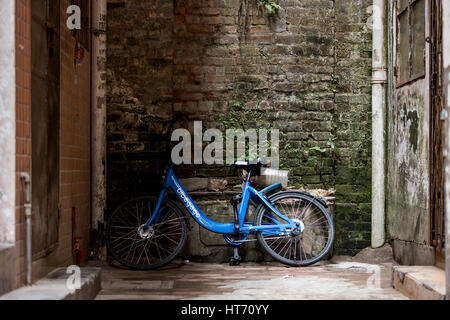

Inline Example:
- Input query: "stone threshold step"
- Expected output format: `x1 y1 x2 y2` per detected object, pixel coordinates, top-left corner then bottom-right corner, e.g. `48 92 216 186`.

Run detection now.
392 265 446 300
0 267 101 300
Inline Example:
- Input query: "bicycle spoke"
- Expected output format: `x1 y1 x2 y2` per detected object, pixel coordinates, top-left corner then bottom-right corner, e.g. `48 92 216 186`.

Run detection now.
299 200 314 220
298 237 307 260
136 239 149 265
114 210 136 228
287 238 293 260
109 229 136 239
124 236 142 261
110 232 140 250
293 236 297 260
306 215 327 227
142 239 151 264
154 232 182 245
151 237 173 257
294 199 303 218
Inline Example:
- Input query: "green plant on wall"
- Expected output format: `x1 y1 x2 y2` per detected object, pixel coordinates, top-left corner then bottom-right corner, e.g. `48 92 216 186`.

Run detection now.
258 45 270 63
218 101 275 162
258 0 280 16
308 145 327 188
331 73 339 93
306 137 338 189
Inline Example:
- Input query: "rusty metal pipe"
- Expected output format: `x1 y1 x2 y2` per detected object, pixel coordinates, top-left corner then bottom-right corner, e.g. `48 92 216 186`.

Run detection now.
20 172 32 285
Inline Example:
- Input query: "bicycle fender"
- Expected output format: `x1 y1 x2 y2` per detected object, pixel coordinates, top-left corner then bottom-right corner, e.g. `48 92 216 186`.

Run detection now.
267 191 329 208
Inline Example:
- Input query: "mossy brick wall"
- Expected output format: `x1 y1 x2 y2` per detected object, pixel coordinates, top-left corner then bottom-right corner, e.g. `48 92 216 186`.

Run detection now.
106 0 372 255
106 0 175 209
332 0 372 255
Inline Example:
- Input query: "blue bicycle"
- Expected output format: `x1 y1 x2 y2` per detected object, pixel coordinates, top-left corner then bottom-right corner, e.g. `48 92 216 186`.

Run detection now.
106 158 334 269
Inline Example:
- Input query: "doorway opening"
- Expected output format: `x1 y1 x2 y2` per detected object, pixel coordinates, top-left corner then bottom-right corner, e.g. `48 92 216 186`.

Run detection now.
429 0 445 269
31 0 61 259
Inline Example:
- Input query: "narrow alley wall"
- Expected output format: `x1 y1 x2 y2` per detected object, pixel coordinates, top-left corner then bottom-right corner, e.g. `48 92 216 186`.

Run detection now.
14 0 92 287
106 0 373 255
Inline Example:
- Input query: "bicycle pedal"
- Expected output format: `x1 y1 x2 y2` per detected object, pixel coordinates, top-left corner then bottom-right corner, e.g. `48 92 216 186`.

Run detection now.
229 258 241 266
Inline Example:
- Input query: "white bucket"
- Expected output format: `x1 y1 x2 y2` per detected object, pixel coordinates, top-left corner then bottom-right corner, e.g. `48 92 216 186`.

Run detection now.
256 168 289 188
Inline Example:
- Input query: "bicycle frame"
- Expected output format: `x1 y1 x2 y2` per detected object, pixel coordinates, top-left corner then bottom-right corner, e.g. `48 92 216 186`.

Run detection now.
144 168 299 236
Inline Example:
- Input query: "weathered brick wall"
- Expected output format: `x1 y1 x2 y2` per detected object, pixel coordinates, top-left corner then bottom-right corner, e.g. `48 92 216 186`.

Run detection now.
14 0 92 287
107 0 372 255
14 0 32 286
57 0 92 270
332 0 372 255
107 0 175 209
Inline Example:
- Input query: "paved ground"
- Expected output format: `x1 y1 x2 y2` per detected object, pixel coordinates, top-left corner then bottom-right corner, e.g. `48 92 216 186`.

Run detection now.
93 257 408 300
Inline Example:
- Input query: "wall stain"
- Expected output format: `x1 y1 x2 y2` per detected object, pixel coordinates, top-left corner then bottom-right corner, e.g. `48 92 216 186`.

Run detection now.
406 110 419 152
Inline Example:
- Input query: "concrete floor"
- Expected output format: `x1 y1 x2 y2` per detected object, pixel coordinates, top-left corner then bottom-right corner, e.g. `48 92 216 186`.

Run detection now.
93 257 408 300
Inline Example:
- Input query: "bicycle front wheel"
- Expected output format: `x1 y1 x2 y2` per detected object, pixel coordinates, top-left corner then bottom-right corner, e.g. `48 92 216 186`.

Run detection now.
254 191 334 267
106 196 188 270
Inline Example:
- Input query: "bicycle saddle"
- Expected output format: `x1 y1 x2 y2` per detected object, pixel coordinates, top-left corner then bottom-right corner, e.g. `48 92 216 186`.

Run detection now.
233 157 268 175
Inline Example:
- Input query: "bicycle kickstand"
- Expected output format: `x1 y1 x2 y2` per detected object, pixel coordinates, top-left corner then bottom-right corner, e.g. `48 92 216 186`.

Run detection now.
229 195 242 266
229 247 242 266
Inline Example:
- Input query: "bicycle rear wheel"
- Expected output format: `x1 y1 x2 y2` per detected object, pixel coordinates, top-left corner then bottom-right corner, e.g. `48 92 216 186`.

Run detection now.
254 191 334 267
106 196 188 270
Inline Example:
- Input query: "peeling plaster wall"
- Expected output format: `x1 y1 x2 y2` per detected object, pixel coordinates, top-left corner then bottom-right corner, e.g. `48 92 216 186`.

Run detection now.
0 0 16 245
386 1 433 265
387 84 430 241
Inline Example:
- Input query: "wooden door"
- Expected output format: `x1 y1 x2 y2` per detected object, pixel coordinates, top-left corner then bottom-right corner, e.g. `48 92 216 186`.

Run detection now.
429 0 445 269
31 0 61 259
